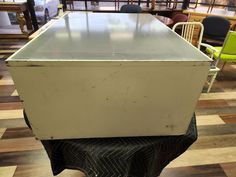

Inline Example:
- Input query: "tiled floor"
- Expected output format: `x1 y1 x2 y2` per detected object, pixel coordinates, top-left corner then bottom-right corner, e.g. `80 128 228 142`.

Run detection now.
0 39 28 61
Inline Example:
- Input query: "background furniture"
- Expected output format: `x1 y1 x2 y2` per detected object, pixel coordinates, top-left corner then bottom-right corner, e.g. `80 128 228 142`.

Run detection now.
172 21 203 49
0 1 33 38
187 0 198 9
66 0 75 10
171 13 188 27
201 41 221 93
201 30 236 93
156 15 174 27
166 0 178 9
172 22 220 93
207 0 216 13
184 10 236 47
120 4 142 13
184 9 236 26
62 0 88 11
185 0 232 12
202 16 231 46
205 31 236 70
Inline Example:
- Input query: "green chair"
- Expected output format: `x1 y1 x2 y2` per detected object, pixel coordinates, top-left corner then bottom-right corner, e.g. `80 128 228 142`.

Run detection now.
205 30 236 69
201 31 236 92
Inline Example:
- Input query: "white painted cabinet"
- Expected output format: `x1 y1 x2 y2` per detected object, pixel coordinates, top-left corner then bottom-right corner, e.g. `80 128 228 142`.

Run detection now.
6 12 211 140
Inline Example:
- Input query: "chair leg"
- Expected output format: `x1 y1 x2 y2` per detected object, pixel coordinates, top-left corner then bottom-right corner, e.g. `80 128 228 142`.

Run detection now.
207 0 215 13
138 0 141 5
214 57 220 68
173 0 177 9
166 0 171 8
187 0 198 9
207 72 218 93
221 62 227 71
85 0 88 10
194 0 198 8
71 1 74 10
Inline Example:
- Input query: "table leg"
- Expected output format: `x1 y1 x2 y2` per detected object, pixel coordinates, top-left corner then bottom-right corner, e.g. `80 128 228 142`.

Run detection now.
27 0 38 31
151 0 155 9
85 0 88 10
173 0 177 9
23 10 33 30
187 0 199 9
16 12 27 34
166 0 170 8
146 0 150 7
62 0 67 11
194 0 199 8
210 0 215 12
115 0 120 10
182 0 190 9
207 0 215 13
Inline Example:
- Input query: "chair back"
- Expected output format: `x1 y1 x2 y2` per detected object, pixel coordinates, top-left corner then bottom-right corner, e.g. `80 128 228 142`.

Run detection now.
172 14 188 25
120 4 142 13
202 16 230 41
221 31 236 55
172 22 204 49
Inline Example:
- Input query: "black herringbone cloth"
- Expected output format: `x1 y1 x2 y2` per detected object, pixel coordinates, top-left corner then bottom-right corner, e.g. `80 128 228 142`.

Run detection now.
40 115 197 177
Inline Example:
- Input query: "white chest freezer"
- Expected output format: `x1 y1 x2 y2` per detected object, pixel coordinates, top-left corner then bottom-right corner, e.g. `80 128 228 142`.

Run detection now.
6 12 211 140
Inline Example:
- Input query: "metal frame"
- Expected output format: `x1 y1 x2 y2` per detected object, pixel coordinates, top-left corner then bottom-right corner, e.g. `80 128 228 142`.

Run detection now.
199 34 236 93
172 21 204 49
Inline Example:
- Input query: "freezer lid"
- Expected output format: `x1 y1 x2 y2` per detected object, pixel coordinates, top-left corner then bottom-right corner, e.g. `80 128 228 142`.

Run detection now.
7 12 211 62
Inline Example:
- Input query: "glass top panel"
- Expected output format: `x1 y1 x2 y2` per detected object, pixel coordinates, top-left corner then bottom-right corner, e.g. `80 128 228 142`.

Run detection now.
9 12 210 61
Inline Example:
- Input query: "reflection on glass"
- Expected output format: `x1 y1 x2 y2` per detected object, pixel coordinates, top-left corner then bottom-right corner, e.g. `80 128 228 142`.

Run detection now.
8 12 210 61
110 32 134 41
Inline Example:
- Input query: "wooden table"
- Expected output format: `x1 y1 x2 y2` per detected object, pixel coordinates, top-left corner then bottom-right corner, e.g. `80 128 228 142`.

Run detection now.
0 2 34 38
156 15 174 27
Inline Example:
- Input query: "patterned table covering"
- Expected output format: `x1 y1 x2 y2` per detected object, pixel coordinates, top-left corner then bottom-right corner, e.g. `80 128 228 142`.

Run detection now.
39 114 197 177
